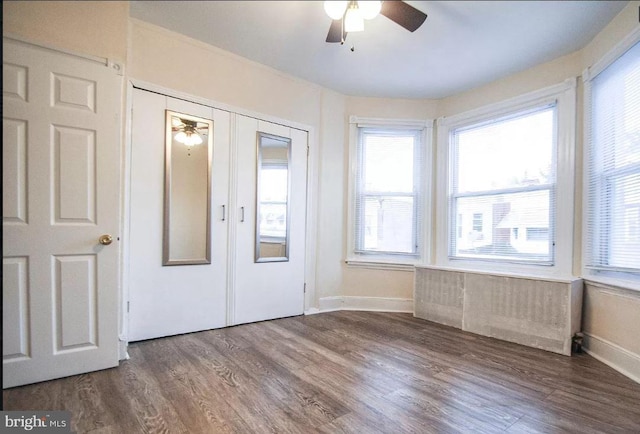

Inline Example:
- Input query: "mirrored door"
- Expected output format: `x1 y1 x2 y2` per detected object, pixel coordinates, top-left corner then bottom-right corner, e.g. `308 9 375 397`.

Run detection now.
233 116 307 325
255 132 291 262
128 90 230 341
164 110 213 265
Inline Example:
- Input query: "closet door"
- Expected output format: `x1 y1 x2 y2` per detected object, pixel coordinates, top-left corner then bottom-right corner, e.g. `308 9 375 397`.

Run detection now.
233 116 307 325
128 89 230 341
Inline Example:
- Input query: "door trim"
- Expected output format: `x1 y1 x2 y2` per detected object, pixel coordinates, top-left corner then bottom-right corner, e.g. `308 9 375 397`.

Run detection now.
123 79 319 345
3 33 125 79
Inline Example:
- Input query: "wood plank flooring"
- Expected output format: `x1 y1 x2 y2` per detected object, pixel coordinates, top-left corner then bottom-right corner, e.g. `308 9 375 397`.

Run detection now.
4 311 640 433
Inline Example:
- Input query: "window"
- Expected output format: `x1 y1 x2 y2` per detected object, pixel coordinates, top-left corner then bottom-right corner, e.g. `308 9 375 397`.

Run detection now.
450 105 556 264
585 39 640 278
258 165 287 239
348 117 432 265
356 129 420 254
472 213 484 232
436 79 576 274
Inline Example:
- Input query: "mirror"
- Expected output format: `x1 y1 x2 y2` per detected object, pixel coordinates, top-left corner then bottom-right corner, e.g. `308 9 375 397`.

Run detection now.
255 132 291 262
163 110 212 265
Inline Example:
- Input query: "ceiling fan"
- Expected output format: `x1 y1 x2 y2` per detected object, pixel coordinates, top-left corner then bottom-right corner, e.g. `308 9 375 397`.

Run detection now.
171 117 208 146
324 1 427 44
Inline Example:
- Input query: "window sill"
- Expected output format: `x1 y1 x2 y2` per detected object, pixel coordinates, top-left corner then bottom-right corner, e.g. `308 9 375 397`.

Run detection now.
582 275 640 295
417 264 579 284
345 259 416 271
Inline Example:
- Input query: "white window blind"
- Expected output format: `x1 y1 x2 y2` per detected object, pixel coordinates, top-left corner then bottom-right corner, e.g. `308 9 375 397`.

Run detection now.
449 105 557 264
586 40 640 274
355 128 422 255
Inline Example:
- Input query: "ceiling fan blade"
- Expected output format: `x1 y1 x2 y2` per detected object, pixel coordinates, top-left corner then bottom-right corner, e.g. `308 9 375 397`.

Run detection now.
380 1 427 32
326 19 347 43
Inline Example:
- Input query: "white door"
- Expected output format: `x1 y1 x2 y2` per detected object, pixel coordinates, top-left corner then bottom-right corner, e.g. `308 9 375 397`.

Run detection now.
2 38 122 388
233 116 307 325
128 89 230 341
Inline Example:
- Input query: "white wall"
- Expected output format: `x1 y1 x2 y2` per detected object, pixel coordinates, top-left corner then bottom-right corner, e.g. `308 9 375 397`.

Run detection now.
2 1 128 62
315 89 346 306
129 19 323 129
583 283 640 382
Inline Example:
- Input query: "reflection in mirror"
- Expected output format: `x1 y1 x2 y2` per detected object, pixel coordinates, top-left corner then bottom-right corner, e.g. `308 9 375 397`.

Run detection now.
256 132 291 262
163 110 212 265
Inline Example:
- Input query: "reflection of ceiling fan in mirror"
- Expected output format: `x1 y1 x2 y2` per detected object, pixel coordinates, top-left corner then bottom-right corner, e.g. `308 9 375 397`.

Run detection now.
324 1 427 44
171 117 208 146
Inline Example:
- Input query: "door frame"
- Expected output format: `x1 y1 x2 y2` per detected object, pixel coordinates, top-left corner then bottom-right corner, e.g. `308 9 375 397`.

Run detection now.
122 79 319 349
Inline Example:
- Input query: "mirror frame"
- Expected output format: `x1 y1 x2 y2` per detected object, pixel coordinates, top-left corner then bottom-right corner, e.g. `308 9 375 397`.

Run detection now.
163 110 213 266
255 131 292 263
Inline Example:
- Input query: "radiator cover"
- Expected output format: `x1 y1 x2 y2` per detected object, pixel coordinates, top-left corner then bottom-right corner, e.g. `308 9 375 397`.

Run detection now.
414 266 583 355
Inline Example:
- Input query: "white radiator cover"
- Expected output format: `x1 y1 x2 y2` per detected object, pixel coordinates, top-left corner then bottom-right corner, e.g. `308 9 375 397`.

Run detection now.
414 266 583 355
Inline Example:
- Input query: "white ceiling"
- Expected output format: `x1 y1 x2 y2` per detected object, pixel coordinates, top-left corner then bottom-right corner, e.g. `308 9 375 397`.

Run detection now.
130 1 627 99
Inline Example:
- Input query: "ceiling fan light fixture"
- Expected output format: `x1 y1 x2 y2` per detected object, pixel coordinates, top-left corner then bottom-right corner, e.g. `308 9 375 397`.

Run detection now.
174 131 187 143
175 131 203 147
174 123 203 147
357 1 381 20
324 1 348 20
185 133 203 146
344 4 364 32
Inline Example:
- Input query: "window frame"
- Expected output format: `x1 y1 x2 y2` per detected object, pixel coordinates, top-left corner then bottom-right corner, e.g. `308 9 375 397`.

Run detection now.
449 104 558 265
347 116 433 268
582 27 640 286
435 79 577 277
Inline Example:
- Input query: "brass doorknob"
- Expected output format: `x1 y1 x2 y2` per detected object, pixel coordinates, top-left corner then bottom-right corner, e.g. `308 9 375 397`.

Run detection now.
98 234 113 245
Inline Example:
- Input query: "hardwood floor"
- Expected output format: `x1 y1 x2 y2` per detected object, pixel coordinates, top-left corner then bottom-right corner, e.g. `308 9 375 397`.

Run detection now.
4 311 640 433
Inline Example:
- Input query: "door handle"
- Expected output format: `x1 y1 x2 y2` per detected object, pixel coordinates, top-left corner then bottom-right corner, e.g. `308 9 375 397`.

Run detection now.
98 234 113 245
240 206 245 223
222 205 226 222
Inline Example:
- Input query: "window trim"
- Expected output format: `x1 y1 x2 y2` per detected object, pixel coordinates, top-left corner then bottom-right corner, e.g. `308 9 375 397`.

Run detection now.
347 116 433 266
449 104 558 266
582 26 640 286
435 78 577 277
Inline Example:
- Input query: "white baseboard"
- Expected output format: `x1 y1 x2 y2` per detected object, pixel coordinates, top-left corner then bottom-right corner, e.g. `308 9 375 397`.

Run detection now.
583 332 640 384
318 296 344 312
317 296 413 313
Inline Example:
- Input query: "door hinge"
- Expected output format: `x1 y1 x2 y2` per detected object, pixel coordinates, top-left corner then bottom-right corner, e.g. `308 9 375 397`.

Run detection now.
127 301 130 313
307 145 310 156
304 283 306 293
